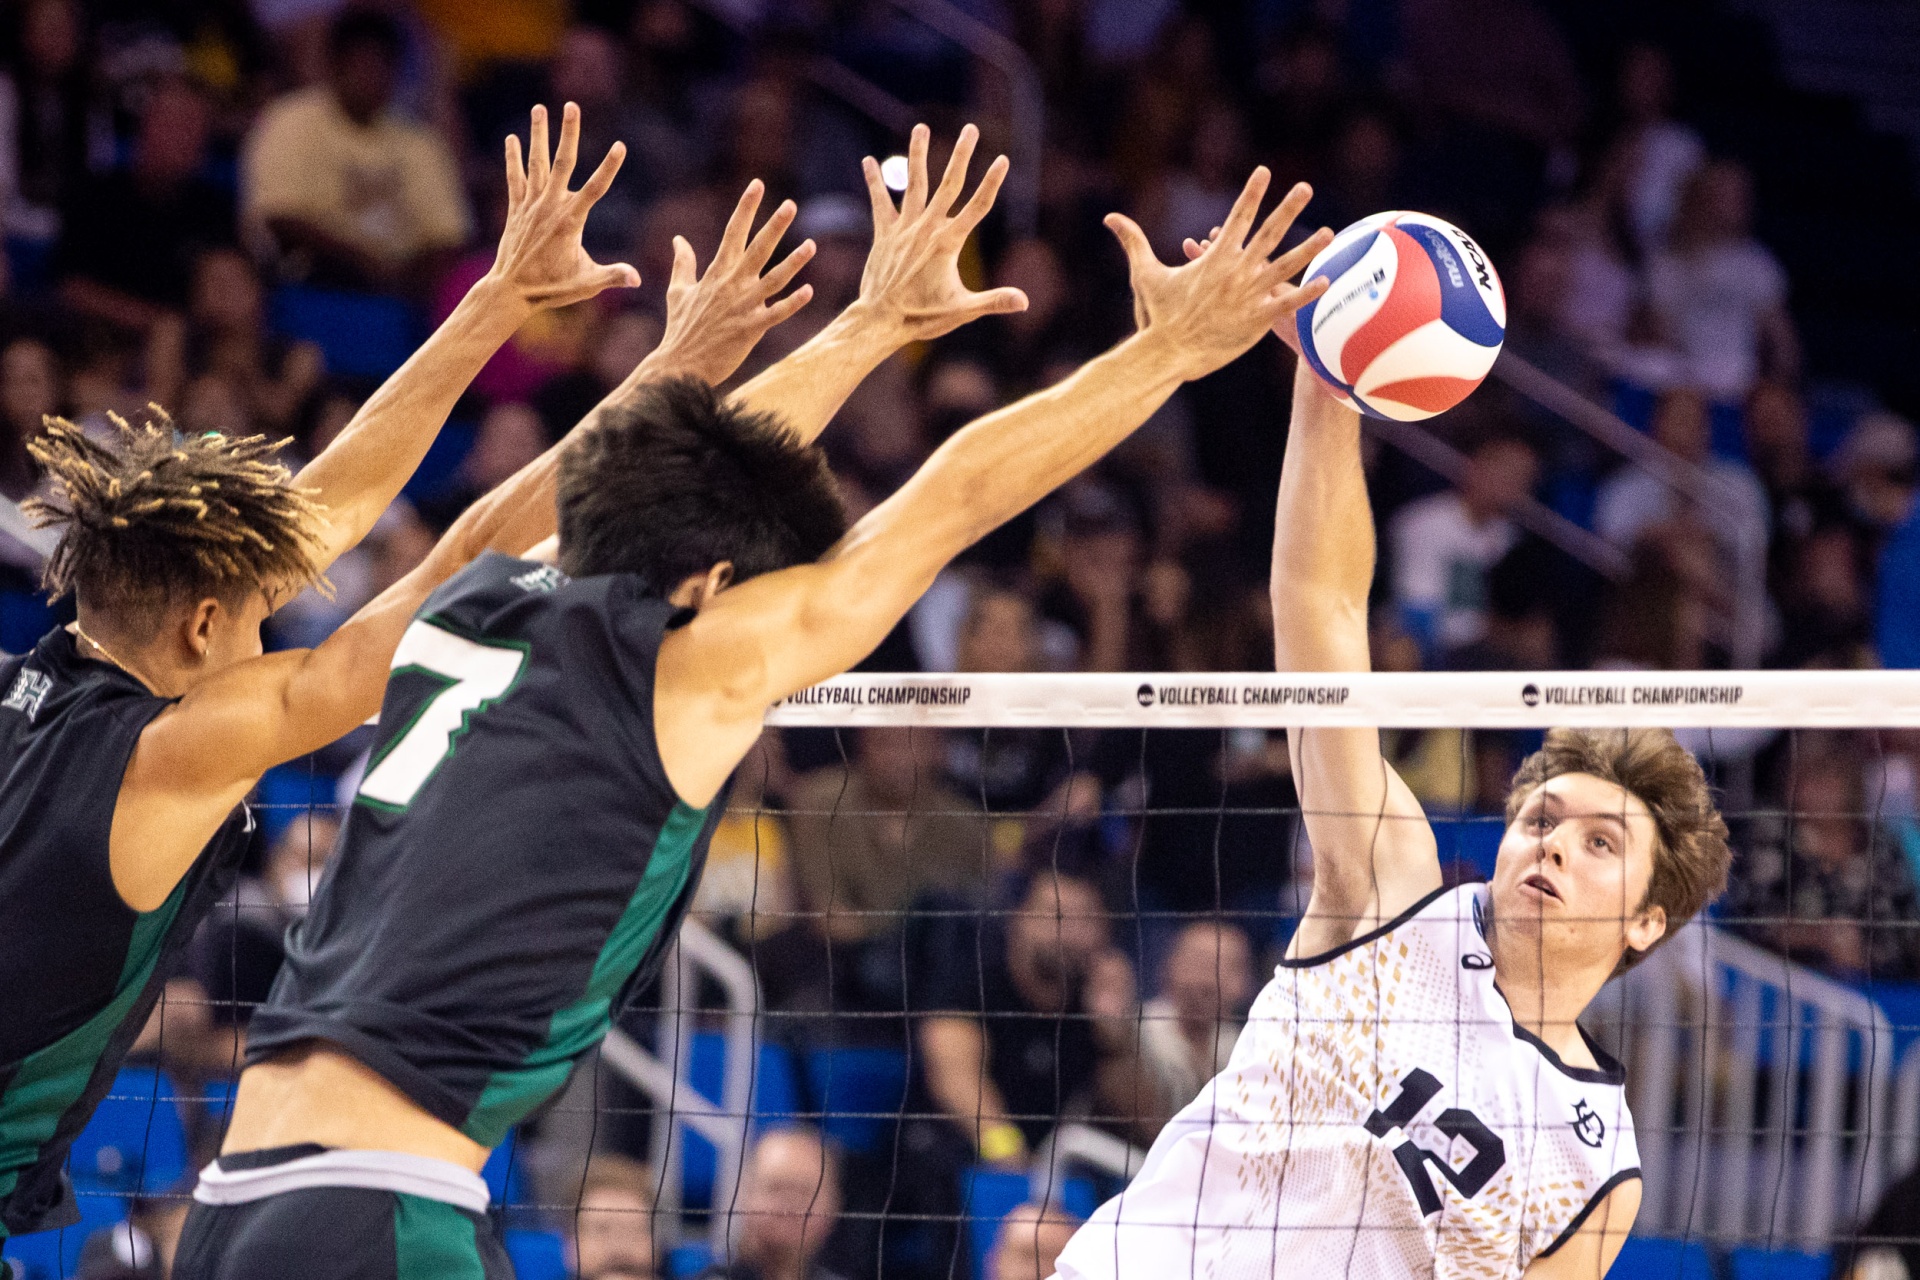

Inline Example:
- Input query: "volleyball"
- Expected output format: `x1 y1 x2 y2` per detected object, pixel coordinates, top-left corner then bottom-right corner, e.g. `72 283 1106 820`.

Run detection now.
1294 211 1506 421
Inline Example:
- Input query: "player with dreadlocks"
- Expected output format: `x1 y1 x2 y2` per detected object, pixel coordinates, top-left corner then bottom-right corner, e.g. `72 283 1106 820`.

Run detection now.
0 102 816 1246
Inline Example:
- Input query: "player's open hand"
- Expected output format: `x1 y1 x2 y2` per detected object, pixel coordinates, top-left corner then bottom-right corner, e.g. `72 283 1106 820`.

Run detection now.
487 103 641 313
1105 170 1332 381
651 181 816 386
854 123 1028 342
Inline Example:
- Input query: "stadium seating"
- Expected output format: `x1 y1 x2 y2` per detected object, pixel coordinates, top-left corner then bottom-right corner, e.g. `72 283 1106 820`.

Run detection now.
1609 1236 1718 1278
268 286 420 381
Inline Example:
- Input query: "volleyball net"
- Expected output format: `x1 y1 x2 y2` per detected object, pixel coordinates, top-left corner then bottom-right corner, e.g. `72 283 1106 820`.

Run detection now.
18 670 1920 1280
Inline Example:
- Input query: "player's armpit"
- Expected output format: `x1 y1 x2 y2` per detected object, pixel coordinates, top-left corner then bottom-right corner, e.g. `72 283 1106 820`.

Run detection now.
1285 726 1442 957
1523 1177 1640 1279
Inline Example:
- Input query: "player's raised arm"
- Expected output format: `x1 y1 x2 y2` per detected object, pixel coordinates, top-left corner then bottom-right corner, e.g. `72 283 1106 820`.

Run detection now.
293 102 638 571
107 195 811 912
653 171 1332 806
1273 352 1442 956
726 122 1029 443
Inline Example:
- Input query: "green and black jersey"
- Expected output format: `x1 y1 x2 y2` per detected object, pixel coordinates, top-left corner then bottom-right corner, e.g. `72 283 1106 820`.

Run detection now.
247 553 728 1147
0 630 251 1239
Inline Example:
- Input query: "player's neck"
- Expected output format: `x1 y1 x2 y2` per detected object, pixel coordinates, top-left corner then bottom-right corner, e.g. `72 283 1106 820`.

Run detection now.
68 614 188 698
1489 938 1607 1068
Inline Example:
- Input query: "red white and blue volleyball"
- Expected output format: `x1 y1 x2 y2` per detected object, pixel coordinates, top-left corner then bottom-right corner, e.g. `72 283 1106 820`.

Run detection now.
1294 211 1506 421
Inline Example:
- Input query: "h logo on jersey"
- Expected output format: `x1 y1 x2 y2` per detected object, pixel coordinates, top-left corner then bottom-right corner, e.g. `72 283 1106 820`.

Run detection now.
1571 1099 1605 1149
3 667 51 721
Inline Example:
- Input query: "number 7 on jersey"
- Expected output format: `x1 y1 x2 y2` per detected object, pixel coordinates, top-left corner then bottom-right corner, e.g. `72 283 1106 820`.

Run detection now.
358 621 528 810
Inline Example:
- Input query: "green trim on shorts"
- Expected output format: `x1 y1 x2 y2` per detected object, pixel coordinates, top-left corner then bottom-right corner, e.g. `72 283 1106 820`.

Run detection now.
392 1193 485 1280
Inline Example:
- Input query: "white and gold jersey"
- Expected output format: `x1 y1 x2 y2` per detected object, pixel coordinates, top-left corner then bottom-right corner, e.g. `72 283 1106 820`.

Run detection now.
1055 885 1639 1280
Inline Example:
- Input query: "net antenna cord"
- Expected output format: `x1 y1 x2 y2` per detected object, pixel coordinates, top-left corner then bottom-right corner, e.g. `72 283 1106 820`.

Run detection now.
764 670 1920 729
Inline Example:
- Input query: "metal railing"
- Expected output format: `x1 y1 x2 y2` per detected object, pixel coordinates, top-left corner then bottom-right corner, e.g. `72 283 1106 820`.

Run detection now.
601 917 760 1255
1588 923 1902 1249
1492 352 1769 665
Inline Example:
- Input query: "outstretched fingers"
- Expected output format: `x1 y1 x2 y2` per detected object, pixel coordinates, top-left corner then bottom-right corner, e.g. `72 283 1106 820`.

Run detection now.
504 133 526 207
575 139 627 209
550 101 582 191
744 199 799 272
1217 167 1273 251
928 123 979 219
862 157 897 230
1248 181 1314 261
526 105 550 196
763 282 815 328
760 238 816 298
670 235 699 292
1103 212 1159 272
953 154 1010 235
901 123 931 217
718 181 767 262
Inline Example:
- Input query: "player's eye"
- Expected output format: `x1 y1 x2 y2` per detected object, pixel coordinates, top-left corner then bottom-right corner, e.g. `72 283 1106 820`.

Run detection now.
1530 814 1553 832
1589 832 1615 854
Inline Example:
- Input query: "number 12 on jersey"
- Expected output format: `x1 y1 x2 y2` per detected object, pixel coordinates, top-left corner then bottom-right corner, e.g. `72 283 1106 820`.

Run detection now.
358 621 528 810
1365 1068 1507 1217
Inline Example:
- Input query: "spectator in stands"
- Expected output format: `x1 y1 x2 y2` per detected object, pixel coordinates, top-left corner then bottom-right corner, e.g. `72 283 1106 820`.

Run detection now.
1138 921 1254 1112
1726 740 1920 981
704 1128 847 1280
242 10 469 292
1600 43 1706 255
945 583 1089 817
0 335 58 502
1837 1159 1920 1279
1775 524 1874 669
566 1153 660 1280
546 25 652 260
1832 411 1919 545
1046 477 1150 672
919 871 1161 1170
987 1202 1081 1280
784 726 983 943
1309 104 1407 236
1745 380 1847 584
1388 432 1538 659
0 0 106 255
147 248 324 435
1644 160 1799 402
1138 98 1250 259
58 77 233 334
1593 388 1769 605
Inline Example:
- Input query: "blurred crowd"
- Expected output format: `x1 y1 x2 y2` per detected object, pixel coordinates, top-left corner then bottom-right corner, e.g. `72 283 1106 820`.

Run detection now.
5 0 1919 1277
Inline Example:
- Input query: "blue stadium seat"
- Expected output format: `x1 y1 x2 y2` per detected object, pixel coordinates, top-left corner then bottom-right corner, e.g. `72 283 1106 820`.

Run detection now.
4 1183 137 1278
482 1132 536 1210
1729 1248 1831 1280
800 1047 909 1155
960 1168 1033 1280
504 1227 569 1280
268 285 420 380
666 1241 714 1277
1609 1236 1718 1279
401 420 476 506
67 1066 188 1196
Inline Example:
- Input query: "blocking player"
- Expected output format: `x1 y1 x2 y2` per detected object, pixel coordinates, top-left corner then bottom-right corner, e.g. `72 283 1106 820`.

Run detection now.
1051 343 1734 1277
0 104 813 1244
173 138 1335 1279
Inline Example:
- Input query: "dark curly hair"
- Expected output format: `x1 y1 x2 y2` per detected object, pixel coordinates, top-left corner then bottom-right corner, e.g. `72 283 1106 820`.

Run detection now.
556 378 847 586
1506 727 1732 975
25 408 328 622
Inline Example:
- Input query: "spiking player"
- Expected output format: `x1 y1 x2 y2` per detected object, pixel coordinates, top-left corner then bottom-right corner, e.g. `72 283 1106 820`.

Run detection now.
0 103 814 1247
173 131 1335 1279
1052 317 1734 1278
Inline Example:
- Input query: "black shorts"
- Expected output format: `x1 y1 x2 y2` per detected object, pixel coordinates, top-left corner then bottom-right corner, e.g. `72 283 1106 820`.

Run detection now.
176 1161 511 1280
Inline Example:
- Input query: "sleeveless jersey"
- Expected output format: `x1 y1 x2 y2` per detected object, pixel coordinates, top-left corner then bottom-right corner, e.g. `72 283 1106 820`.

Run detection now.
1055 884 1640 1280
247 553 728 1148
0 629 252 1238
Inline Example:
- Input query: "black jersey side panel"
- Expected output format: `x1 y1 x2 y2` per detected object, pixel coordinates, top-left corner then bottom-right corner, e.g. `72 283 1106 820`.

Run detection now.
248 555 727 1146
0 631 251 1237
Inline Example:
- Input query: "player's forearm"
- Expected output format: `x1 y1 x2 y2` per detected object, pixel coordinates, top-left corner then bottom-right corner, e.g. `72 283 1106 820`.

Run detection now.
1272 359 1373 673
295 276 532 572
885 329 1190 558
728 300 905 444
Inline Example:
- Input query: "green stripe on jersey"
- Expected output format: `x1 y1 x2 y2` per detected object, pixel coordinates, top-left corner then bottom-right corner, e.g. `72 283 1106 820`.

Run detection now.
460 802 708 1146
0 877 192 1208
393 1193 486 1280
